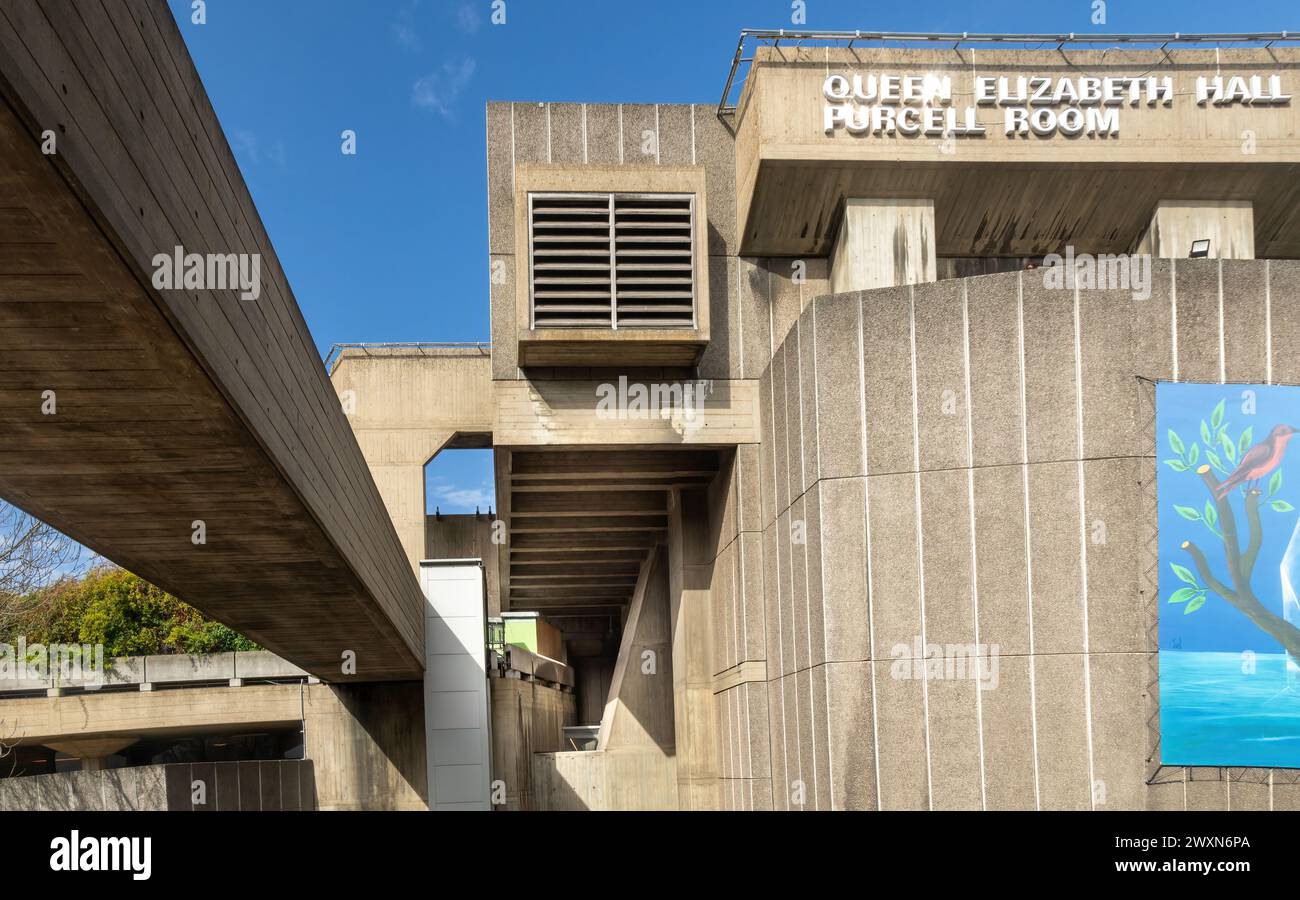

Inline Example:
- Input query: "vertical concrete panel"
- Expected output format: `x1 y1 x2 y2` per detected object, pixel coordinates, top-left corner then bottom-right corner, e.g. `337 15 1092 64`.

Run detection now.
513 102 549 166
759 365 776 528
824 661 876 810
656 104 693 165
1228 770 1271 811
692 104 736 257
746 680 772 781
547 103 584 163
1078 286 1142 460
814 293 866 479
811 666 832 810
712 541 733 675
1272 776 1300 811
1033 654 1092 810
973 465 1031 656
979 655 1037 810
796 667 816 809
866 472 922 660
768 669 788 810
699 254 735 379
490 253 517 379
1174 259 1224 383
820 476 871 662
584 104 621 165
800 306 820 497
1087 651 1149 810
739 531 766 664
926 678 983 810
772 342 790 515
804 482 826 668
763 521 783 675
1021 273 1078 463
620 103 657 165
966 272 1024 468
485 102 514 256
1269 262 1300 384
790 494 809 674
777 508 794 677
737 443 763 535
1134 260 1176 383
1027 461 1086 656
1222 259 1269 384
785 322 806 505
862 286 915 475
770 260 803 354
783 673 802 808
912 279 967 471
872 658 930 809
739 257 773 379
918 468 974 647
1083 457 1146 654
1185 769 1229 810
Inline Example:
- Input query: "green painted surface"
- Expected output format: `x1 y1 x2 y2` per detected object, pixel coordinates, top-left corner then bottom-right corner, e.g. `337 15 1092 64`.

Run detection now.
504 619 539 654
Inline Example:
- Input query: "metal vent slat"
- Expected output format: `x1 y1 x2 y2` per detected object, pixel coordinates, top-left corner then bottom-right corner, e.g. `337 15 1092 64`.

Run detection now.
529 192 694 330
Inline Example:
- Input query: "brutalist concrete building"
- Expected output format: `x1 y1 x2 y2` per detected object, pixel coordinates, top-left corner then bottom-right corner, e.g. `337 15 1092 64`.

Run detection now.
5 18 1300 812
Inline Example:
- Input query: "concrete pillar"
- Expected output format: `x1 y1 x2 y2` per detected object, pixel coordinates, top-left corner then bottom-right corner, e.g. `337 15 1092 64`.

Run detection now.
1136 200 1255 259
830 198 936 293
43 736 138 772
667 487 721 809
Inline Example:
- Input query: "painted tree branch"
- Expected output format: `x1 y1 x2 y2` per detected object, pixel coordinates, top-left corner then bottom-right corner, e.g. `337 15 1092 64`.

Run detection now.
1183 464 1300 658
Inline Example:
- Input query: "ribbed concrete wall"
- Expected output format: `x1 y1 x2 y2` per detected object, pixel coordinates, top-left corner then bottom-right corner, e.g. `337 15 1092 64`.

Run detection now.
711 259 1300 810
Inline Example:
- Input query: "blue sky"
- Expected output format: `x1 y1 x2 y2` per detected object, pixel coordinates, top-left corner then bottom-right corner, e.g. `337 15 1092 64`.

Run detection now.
165 0 1297 512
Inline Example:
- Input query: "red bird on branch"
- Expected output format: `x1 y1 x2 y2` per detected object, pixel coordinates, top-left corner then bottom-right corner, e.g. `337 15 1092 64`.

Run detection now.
1214 424 1299 499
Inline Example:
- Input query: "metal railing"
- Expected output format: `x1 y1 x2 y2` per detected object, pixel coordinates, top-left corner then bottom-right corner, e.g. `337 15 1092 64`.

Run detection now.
324 341 491 374
719 28 1300 116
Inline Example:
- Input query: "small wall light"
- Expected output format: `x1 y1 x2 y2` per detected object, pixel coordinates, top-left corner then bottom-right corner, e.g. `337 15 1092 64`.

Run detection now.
1189 239 1211 259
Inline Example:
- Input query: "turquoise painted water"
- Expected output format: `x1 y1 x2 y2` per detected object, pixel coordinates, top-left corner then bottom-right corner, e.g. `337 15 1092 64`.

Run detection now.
1160 651 1300 768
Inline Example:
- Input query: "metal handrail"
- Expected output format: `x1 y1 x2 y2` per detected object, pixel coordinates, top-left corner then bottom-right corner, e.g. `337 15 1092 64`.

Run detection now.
324 341 491 374
718 28 1300 116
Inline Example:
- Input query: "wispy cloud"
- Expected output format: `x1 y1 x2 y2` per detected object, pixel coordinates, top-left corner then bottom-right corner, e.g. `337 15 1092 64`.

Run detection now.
391 21 421 51
455 2 482 34
412 58 476 118
230 128 286 169
429 481 493 512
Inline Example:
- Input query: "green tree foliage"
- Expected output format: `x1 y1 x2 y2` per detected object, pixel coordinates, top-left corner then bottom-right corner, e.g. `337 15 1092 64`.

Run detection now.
4 565 256 656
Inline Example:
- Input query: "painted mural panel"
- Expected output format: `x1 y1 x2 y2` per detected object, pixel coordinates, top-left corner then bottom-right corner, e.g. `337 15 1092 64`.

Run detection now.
1159 381 1300 768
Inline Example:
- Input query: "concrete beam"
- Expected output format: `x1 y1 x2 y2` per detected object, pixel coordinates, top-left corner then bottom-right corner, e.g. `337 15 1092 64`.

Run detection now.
830 199 936 293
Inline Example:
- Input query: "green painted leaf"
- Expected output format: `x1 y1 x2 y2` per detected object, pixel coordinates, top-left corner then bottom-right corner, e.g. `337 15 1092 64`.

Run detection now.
1204 501 1217 526
1220 431 1237 465
1201 420 1212 446
1168 429 1185 456
1207 451 1226 473
1270 470 1283 498
1188 444 1200 467
1163 459 1189 472
1239 427 1254 455
1170 563 1198 586
1174 505 1201 521
1185 595 1207 614
1211 399 1226 430
1168 587 1199 604
1271 500 1295 513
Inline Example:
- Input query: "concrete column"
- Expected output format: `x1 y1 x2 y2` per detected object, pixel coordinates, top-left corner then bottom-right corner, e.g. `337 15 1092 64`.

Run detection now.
829 198 936 293
1136 200 1255 259
667 487 721 809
